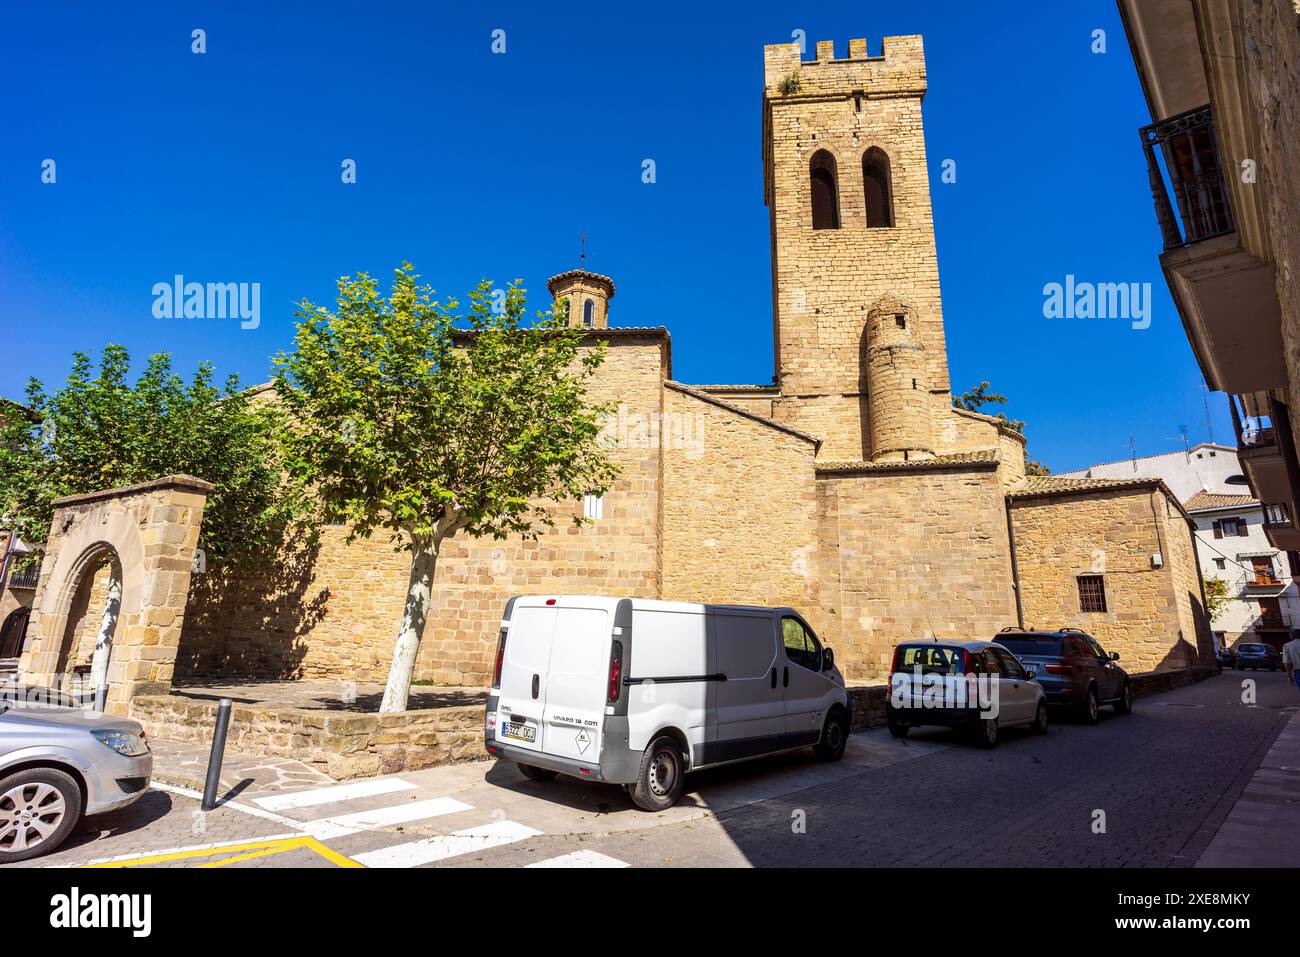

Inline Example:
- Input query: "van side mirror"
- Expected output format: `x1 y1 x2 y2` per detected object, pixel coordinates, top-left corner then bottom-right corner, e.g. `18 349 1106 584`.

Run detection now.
1109 652 1120 661
822 648 835 672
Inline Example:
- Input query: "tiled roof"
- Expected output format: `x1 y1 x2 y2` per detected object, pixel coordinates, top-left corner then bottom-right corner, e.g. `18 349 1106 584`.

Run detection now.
694 384 780 393
546 269 616 298
816 449 1000 475
951 407 1026 440
1012 476 1163 496
1008 475 1192 522
1184 491 1260 512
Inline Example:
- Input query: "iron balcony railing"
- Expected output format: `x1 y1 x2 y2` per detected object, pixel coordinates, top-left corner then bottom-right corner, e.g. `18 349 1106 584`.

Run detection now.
1141 105 1235 251
1264 502 1293 528
5 565 38 590
1228 394 1278 449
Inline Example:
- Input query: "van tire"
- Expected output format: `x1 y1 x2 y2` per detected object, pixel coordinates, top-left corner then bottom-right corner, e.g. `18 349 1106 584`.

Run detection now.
0 766 83 863
813 708 849 762
517 763 558 783
629 736 685 812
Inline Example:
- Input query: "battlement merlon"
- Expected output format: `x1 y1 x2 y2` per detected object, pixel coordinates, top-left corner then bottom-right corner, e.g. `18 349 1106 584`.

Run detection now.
762 35 926 100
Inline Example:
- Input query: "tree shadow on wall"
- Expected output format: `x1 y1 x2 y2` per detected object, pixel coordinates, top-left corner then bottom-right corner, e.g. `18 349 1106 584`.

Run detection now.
176 538 329 681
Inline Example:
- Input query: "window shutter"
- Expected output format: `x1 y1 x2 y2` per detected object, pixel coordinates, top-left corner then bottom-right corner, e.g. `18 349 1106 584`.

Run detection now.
1213 520 1223 539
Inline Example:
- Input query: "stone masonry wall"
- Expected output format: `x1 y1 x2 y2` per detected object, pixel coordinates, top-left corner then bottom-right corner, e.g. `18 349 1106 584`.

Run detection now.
1239 2 1300 457
660 385 824 631
817 461 1017 682
179 339 667 687
763 36 951 461
1009 487 1212 672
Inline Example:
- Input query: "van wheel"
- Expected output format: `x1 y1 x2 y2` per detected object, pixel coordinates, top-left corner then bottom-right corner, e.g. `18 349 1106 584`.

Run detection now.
517 763 558 783
1113 681 1134 715
0 767 83 863
887 715 909 739
813 709 849 762
629 736 685 812
1081 687 1101 725
1031 701 1049 735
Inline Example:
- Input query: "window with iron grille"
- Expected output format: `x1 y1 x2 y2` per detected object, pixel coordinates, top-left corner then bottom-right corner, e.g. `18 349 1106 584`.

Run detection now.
1077 575 1107 613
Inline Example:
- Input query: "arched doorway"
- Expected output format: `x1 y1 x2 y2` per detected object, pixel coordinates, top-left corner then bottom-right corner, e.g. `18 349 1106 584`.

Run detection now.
51 549 123 701
19 474 213 714
0 608 30 659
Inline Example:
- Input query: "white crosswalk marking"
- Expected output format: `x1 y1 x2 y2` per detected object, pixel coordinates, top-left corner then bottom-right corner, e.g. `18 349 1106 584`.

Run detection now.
253 778 416 811
352 820 542 868
526 849 628 868
304 796 473 839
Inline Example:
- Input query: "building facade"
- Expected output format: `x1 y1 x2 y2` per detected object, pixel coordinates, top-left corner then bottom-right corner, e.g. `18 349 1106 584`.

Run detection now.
1063 443 1300 652
22 35 1217 696
1118 0 1300 553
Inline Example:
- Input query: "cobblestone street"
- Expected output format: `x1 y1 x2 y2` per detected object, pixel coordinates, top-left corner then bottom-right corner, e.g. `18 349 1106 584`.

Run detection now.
6 671 1296 869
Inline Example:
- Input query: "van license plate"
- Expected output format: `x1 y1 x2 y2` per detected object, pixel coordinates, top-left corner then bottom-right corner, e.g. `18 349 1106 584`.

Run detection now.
502 722 536 743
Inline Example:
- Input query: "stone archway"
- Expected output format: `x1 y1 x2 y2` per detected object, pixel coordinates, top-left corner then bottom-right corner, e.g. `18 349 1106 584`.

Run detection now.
18 475 214 714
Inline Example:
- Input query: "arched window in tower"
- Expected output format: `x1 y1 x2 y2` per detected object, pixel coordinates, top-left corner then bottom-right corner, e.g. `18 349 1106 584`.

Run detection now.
809 150 840 230
583 299 595 328
862 148 894 228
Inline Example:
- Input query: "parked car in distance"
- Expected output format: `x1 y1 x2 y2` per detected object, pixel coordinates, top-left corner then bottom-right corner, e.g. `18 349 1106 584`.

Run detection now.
1233 642 1283 671
1217 647 1237 669
485 596 850 811
993 628 1133 723
0 696 153 863
884 640 1048 748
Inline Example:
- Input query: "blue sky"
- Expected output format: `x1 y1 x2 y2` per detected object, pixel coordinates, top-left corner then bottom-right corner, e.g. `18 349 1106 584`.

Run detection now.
0 0 1233 472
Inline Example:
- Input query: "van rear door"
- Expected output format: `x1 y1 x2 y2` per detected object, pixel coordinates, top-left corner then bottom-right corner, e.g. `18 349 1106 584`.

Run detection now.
540 602 614 763
496 602 558 754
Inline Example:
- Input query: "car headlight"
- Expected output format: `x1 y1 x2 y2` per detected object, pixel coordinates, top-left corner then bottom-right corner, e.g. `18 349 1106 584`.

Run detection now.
91 729 150 757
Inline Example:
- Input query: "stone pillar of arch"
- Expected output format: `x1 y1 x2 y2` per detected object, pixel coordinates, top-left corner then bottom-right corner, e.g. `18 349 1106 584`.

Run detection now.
17 475 214 715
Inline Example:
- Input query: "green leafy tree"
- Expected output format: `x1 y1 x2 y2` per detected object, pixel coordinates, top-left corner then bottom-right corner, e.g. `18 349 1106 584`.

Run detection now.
1204 575 1231 624
953 380 1050 474
272 264 619 712
0 345 304 571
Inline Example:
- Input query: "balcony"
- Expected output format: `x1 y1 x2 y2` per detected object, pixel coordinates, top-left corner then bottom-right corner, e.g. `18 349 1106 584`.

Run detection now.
1261 502 1300 552
1141 106 1285 394
5 565 39 590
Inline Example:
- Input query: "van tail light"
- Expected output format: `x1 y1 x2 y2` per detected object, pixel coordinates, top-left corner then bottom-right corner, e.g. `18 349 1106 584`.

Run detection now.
492 632 506 687
1045 662 1074 675
607 640 624 704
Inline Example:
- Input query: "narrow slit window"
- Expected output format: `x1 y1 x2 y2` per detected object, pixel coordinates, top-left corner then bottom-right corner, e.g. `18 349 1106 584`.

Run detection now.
809 150 840 230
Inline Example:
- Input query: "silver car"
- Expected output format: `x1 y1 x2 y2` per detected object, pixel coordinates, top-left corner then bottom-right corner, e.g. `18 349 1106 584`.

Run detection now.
0 695 153 863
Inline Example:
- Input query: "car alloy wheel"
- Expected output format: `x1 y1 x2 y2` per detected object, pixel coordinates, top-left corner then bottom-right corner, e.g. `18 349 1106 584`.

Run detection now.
0 781 67 854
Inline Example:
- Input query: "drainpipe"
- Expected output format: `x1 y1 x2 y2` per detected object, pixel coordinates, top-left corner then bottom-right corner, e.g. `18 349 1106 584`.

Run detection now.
1005 498 1025 628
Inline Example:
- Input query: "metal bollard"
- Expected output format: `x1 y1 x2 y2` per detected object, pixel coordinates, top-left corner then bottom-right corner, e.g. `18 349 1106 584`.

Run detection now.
201 698 233 811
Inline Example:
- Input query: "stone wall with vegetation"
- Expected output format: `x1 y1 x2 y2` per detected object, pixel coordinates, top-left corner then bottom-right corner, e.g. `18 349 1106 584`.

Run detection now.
178 338 667 687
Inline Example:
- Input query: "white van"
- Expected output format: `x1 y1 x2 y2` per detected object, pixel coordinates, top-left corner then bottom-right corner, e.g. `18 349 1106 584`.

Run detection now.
484 595 850 810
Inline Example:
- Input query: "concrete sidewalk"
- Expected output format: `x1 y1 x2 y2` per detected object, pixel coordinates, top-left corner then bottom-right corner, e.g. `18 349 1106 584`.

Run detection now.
149 737 338 801
1197 707 1300 867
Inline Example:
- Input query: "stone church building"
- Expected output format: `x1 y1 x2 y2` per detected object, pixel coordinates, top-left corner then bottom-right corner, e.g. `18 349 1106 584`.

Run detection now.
19 35 1214 696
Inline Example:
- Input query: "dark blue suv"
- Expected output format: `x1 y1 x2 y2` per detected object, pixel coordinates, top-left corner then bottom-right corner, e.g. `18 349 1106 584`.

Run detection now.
993 628 1133 724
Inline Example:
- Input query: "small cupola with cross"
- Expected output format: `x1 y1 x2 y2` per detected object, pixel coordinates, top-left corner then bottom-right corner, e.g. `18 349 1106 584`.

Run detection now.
547 234 615 329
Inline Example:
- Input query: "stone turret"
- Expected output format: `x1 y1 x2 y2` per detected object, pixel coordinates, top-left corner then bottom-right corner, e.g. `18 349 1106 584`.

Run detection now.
547 269 615 329
865 295 933 461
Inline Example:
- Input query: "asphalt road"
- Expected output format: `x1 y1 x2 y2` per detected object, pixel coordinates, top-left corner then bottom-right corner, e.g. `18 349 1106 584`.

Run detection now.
7 670 1296 868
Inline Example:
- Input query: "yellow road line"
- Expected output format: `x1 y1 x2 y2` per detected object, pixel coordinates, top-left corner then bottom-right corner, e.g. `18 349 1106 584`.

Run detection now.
85 835 363 869
196 844 295 868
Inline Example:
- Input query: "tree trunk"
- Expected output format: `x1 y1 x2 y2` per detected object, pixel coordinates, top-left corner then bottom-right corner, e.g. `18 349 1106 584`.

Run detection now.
89 568 123 709
380 543 438 713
